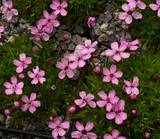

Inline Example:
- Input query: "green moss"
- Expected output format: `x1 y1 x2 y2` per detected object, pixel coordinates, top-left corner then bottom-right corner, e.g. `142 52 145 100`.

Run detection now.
13 0 52 24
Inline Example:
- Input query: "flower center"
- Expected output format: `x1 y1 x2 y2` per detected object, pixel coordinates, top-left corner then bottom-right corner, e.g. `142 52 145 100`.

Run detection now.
57 6 61 10
110 74 114 78
106 98 110 103
127 11 133 15
82 130 87 134
35 74 40 79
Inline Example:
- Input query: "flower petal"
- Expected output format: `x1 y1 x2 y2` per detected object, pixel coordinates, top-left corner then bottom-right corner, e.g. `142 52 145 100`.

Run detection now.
87 132 97 139
106 112 116 120
60 121 70 129
71 131 82 138
112 129 120 138
111 77 119 85
76 122 84 131
85 122 94 131
29 106 36 113
5 89 14 95
104 134 113 139
98 90 107 100
58 128 66 136
97 100 106 108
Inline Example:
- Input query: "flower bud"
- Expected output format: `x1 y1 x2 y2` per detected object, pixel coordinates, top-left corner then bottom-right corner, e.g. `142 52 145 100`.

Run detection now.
68 106 76 114
131 108 138 117
94 66 101 74
143 131 151 139
14 101 21 108
4 108 11 116
19 73 25 80
87 16 96 28
151 73 159 81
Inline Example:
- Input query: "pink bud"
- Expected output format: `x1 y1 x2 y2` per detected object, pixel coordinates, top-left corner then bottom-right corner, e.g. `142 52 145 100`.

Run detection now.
68 106 76 114
129 94 138 101
19 73 25 80
14 101 21 108
94 66 101 74
87 16 96 28
4 109 11 116
63 32 71 41
131 108 138 117
144 131 151 139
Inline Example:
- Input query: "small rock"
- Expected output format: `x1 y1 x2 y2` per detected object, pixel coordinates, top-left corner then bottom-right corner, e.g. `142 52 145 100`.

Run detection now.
104 12 112 22
98 33 108 42
7 36 15 43
33 137 41 139
55 30 64 41
0 131 4 138
60 42 67 50
5 116 13 127
93 25 102 36
71 35 84 45
73 25 84 35
11 137 19 139
68 43 76 51
100 23 108 33
23 123 36 131
0 114 5 123
106 30 114 35
51 84 56 91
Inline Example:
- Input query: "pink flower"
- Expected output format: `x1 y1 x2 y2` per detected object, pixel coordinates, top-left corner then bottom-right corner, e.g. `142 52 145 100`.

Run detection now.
50 0 68 16
106 100 127 125
14 101 21 108
56 56 75 79
83 39 98 54
28 66 46 85
18 73 25 80
149 0 160 17
104 129 126 139
0 25 4 39
0 0 18 22
94 66 101 74
75 45 92 61
87 16 96 28
21 93 41 113
3 76 24 95
4 108 11 116
38 10 60 33
127 0 146 9
13 53 32 73
68 105 76 114
123 76 139 99
97 90 119 112
76 39 97 55
103 65 123 85
31 24 50 41
73 40 97 67
118 3 143 24
143 131 151 139
68 53 87 69
71 121 97 139
101 42 130 62
120 37 140 51
48 117 70 138
74 91 96 108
